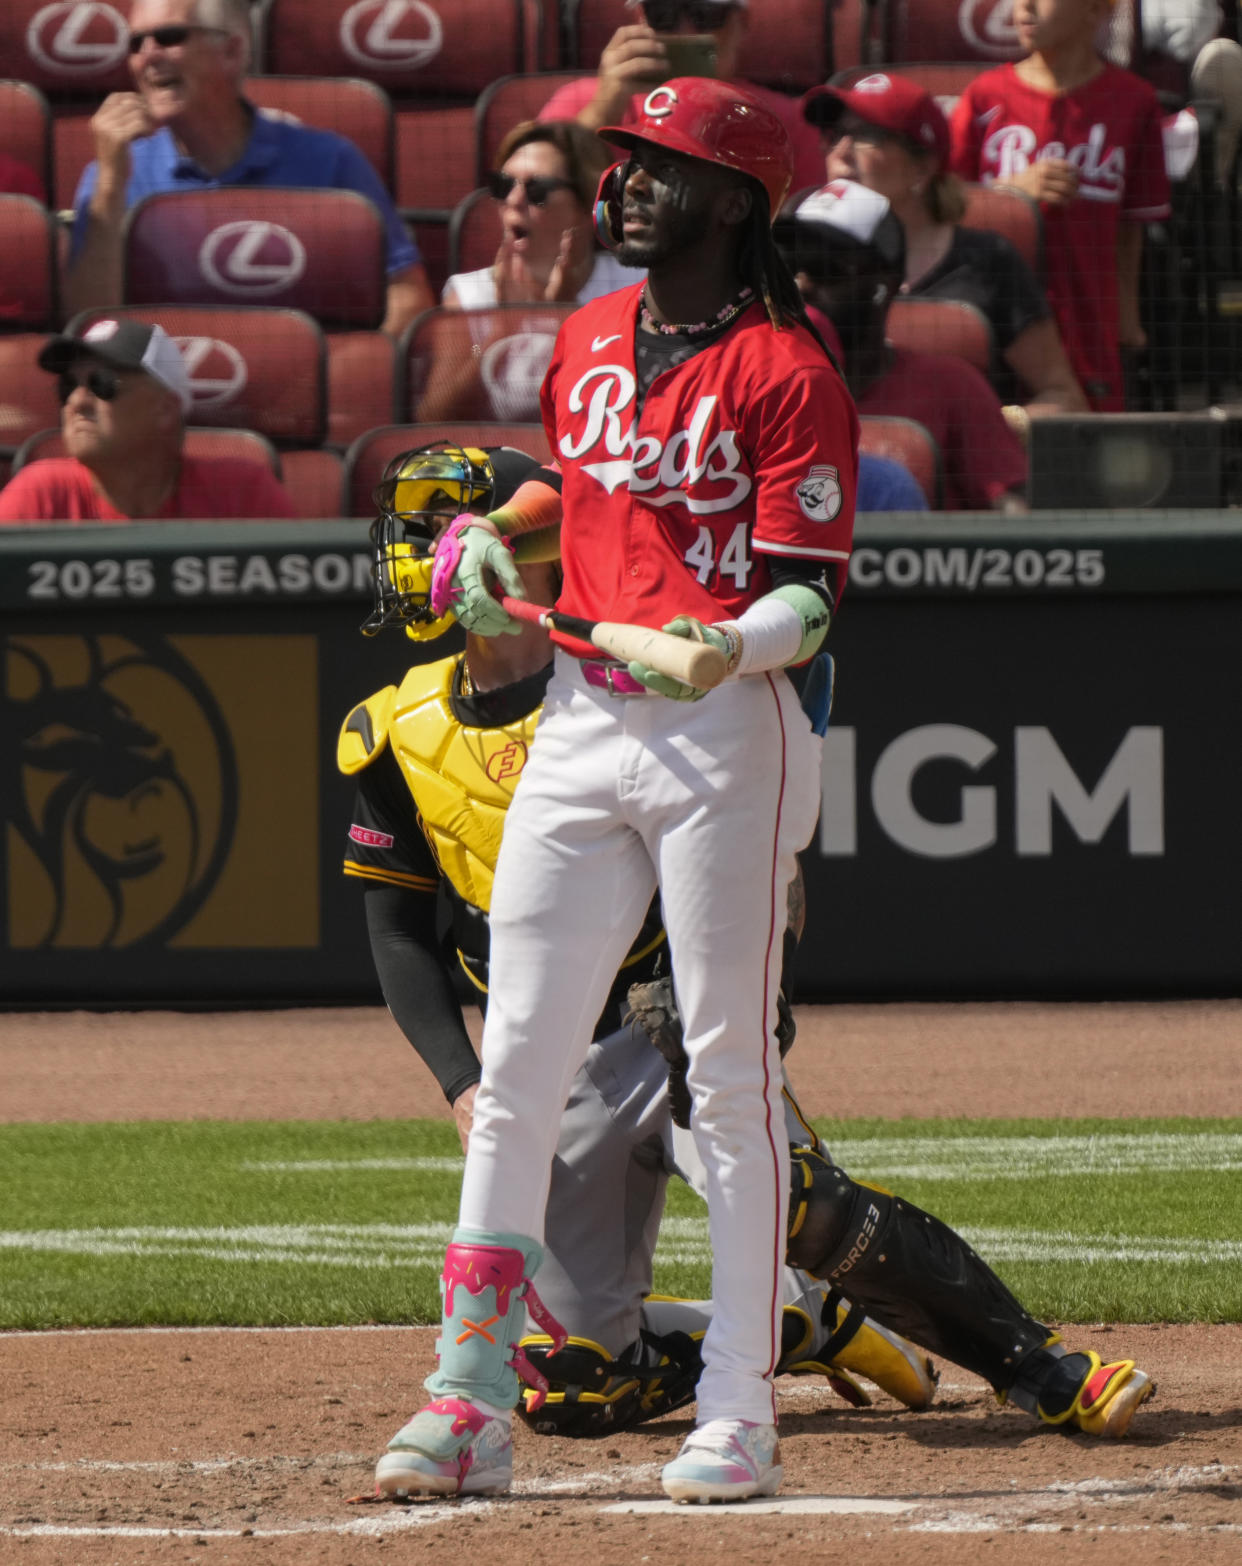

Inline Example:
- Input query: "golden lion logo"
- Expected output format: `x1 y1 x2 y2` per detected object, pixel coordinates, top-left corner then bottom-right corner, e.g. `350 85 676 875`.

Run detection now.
3 634 237 948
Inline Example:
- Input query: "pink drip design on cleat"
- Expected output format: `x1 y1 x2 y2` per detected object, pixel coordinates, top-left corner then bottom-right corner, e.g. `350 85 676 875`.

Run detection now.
426 1397 490 1440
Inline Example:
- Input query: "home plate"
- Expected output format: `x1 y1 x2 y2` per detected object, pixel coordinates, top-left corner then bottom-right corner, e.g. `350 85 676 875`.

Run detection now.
602 1497 916 1516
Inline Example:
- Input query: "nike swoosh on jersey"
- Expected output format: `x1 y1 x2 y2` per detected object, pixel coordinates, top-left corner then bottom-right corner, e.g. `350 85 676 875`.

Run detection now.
591 333 623 351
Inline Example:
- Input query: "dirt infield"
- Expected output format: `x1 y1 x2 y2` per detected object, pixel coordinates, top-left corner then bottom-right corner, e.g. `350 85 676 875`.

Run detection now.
2 1000 1241 1565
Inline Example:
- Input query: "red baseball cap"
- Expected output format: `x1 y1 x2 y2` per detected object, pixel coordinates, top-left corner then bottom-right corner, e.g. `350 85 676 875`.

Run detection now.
802 73 950 168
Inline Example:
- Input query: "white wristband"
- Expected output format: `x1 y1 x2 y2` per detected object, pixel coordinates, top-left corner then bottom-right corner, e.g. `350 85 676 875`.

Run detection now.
715 597 803 677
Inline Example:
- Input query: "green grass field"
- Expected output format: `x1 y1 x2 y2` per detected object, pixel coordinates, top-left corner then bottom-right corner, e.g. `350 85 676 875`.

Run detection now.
3 1116 1240 1330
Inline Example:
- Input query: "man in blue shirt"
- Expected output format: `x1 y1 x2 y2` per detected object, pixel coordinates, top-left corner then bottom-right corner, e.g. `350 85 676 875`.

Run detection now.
64 0 433 335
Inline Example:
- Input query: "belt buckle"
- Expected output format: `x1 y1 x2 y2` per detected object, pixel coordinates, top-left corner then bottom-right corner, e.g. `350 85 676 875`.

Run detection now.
604 663 624 697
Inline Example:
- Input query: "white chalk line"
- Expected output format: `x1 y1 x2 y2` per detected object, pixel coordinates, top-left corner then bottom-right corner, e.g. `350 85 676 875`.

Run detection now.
3 1465 1238 1540
1 1218 1237 1269
243 1130 1242 1182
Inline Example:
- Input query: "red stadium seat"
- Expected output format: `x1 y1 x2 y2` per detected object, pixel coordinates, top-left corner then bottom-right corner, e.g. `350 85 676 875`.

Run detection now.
51 105 96 211
961 183 1043 277
476 72 583 182
260 0 529 95
884 0 1023 65
400 303 575 422
245 75 395 191
447 188 503 279
14 424 284 476
885 297 993 375
282 446 346 517
343 420 552 516
0 197 58 329
0 335 63 458
0 1 131 98
66 304 328 446
858 414 941 508
411 215 451 298
394 102 478 212
0 80 52 203
122 187 387 328
327 331 398 446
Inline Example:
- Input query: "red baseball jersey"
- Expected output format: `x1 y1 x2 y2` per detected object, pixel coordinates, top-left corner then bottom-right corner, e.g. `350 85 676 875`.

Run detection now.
540 282 858 635
948 63 1170 411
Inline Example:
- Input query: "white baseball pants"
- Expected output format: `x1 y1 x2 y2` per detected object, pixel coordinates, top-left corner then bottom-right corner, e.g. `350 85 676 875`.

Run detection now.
459 649 823 1426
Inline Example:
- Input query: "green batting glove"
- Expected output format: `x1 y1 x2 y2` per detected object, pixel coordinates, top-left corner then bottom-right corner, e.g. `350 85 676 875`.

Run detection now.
627 615 730 701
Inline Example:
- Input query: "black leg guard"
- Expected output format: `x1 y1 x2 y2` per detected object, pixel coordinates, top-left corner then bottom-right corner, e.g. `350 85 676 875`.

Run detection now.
515 1329 703 1438
786 1145 1051 1393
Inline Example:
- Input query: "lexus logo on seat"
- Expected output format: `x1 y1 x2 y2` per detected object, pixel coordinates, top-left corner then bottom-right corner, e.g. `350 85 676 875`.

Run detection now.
176 337 249 408
198 223 307 297
27 2 127 74
339 0 443 70
957 0 1022 59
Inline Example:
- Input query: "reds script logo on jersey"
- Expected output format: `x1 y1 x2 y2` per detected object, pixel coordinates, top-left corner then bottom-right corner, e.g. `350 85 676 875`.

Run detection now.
558 364 751 514
983 121 1126 201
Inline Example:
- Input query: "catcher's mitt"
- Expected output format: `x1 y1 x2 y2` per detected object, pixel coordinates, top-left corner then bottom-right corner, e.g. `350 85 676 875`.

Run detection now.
625 975 798 1130
624 974 692 1128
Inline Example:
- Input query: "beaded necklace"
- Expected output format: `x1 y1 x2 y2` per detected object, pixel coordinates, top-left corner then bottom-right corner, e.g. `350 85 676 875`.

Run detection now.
640 284 754 338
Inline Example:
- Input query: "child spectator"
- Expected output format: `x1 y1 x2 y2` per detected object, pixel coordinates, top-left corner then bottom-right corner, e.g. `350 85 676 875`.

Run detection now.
948 0 1171 411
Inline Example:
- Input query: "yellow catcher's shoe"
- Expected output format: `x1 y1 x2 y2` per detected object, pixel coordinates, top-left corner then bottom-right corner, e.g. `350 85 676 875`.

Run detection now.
778 1296 938 1412
1040 1354 1155 1438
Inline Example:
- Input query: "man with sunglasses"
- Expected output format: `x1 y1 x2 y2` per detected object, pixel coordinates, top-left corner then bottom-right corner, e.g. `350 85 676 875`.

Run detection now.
63 0 432 334
539 1 824 191
0 319 295 522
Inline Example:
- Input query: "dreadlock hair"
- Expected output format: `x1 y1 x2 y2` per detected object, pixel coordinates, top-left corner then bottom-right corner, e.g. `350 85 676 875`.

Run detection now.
736 190 842 374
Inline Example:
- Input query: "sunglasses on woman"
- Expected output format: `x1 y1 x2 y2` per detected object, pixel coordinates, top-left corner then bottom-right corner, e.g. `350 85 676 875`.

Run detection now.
487 171 575 205
57 368 126 403
128 24 228 53
641 1 737 32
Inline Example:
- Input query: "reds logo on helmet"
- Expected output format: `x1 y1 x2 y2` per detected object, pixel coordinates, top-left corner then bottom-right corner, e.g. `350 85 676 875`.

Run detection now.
957 0 1023 61
176 337 249 409
339 0 442 70
26 2 127 76
198 223 307 297
486 740 528 783
560 365 751 514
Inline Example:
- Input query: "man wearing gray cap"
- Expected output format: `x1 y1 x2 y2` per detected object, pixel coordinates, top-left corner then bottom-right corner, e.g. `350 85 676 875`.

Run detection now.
0 319 295 522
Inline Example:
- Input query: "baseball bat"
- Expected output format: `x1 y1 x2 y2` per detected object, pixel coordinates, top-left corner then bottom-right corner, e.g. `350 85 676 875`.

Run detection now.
499 596 728 690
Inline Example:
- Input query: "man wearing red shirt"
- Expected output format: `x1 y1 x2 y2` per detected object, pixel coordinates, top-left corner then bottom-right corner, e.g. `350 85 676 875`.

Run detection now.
0 319 295 522
775 180 1028 511
948 0 1170 411
374 79 856 1508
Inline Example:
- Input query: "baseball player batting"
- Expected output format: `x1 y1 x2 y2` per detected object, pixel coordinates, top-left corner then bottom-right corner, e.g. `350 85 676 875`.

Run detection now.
342 442 1154 1500
378 78 852 1505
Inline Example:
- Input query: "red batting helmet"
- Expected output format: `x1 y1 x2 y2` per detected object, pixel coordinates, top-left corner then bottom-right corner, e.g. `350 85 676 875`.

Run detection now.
595 78 794 247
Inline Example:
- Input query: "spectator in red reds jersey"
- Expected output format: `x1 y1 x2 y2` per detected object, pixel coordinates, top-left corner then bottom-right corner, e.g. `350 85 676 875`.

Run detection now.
774 180 1028 513
803 72 1088 415
0 319 296 522
948 0 1171 412
539 1 825 192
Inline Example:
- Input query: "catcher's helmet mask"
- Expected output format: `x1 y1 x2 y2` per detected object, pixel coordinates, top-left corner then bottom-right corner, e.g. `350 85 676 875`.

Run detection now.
363 442 498 641
594 76 794 250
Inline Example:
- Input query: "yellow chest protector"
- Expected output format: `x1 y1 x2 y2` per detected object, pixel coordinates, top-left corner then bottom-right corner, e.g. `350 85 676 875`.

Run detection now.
338 656 541 912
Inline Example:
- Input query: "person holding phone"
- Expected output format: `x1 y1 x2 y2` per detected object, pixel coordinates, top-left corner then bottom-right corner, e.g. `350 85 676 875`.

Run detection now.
539 1 825 191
